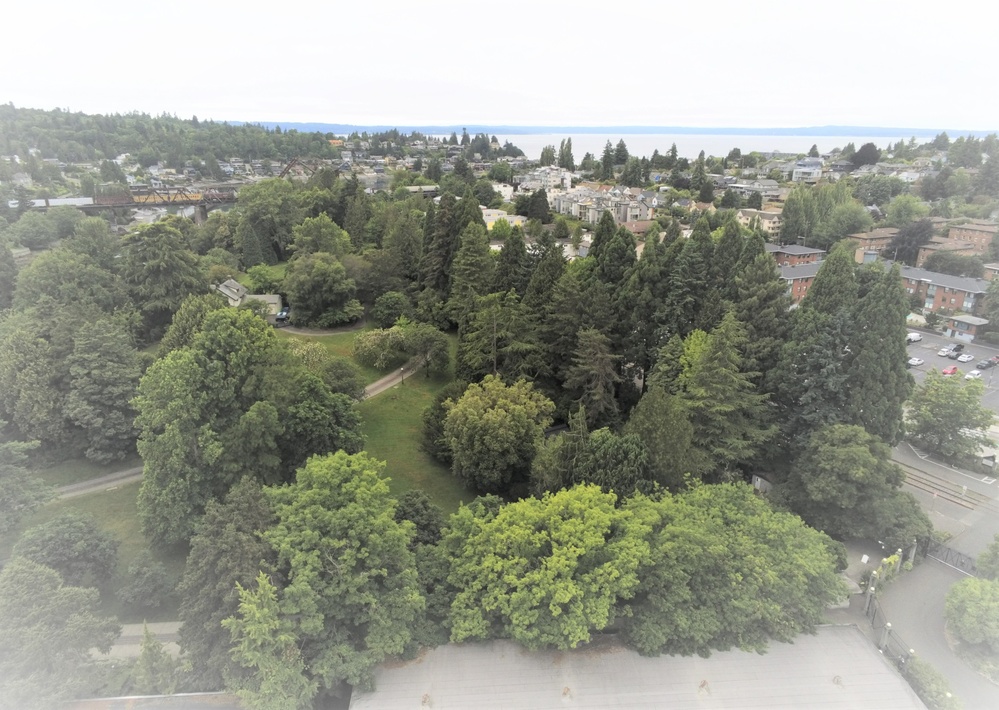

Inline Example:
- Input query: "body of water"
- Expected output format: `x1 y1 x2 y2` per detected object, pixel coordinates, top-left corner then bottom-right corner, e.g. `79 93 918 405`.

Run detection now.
490 133 924 163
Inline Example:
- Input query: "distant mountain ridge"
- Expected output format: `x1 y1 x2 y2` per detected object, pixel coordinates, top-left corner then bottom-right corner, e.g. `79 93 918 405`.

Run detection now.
228 122 988 137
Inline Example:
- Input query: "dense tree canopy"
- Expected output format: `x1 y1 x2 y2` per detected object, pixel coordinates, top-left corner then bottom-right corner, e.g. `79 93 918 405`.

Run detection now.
443 375 555 493
447 484 650 649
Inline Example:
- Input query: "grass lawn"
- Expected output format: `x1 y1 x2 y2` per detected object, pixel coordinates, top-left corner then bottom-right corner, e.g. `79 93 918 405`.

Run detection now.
357 373 475 513
35 453 142 488
0 482 186 623
274 324 386 384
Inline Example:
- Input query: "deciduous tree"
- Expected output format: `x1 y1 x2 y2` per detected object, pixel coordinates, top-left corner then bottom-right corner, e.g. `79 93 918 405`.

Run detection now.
444 375 554 493
13 510 119 587
0 558 120 709
906 369 995 460
447 484 651 649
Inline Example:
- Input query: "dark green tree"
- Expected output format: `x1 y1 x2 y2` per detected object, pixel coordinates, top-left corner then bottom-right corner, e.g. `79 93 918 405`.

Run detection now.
621 483 844 656
493 226 530 297
845 263 913 444
600 141 615 180
283 252 363 327
677 313 775 478
0 435 48 535
64 320 141 463
564 328 622 429
177 477 276 690
906 369 995 460
0 558 120 709
614 139 629 165
120 222 206 340
732 252 791 387
13 510 119 587
623 386 708 490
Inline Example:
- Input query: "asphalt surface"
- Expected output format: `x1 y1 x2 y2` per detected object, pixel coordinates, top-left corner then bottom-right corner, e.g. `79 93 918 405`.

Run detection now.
906 328 999 416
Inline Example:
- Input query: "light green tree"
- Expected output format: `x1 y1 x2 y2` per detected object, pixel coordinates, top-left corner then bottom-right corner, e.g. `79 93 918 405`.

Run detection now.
906 369 995 460
260 452 424 692
288 212 350 259
447 484 651 649
223 573 317 710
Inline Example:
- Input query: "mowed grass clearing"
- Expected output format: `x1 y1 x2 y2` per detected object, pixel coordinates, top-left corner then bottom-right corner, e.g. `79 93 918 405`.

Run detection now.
274 324 385 384
357 373 474 513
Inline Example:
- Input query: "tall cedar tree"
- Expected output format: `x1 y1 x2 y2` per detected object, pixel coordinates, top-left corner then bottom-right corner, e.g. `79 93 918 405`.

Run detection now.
712 218 744 298
677 312 775 479
447 223 495 332
457 291 541 383
588 210 617 262
600 141 615 180
845 263 913 444
733 251 791 388
623 386 709 489
523 229 566 312
564 328 623 429
660 218 714 340
622 232 668 376
493 227 531 296
177 477 276 691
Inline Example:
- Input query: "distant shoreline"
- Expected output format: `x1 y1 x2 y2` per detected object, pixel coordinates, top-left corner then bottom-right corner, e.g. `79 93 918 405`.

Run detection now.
230 122 994 137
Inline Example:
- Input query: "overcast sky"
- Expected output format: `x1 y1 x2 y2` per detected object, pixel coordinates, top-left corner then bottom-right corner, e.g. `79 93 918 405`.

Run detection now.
4 1 997 131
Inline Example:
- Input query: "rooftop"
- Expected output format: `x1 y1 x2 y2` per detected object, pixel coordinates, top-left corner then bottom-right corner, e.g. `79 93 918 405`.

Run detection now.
766 243 826 256
349 627 925 710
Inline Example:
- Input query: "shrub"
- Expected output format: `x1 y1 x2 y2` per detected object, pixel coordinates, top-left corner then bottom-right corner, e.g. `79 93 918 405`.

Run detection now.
906 656 962 710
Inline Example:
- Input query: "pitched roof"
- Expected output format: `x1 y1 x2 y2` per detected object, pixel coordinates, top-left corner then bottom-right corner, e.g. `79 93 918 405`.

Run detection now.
899 265 990 294
766 243 826 256
349 627 925 709
780 262 822 280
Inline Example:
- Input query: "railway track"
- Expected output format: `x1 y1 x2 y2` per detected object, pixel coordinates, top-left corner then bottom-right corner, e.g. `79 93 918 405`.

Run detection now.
896 461 998 512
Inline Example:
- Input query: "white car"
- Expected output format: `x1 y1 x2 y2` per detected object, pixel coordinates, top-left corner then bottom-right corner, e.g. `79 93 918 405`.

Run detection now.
906 332 922 343
938 346 955 356
908 357 924 367
966 370 983 380
957 353 975 363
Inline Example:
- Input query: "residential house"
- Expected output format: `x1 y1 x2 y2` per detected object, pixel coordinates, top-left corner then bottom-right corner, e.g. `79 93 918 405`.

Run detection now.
791 158 823 183
737 209 782 238
481 208 527 230
915 239 978 267
948 221 998 252
849 227 898 253
768 243 826 267
214 279 248 307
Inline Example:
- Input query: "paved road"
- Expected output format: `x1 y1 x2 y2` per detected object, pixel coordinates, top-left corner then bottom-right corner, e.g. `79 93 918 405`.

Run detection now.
882 442 999 707
880 564 999 709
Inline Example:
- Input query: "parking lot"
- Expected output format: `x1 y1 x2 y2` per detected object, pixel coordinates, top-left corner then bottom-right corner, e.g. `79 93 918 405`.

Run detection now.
906 329 999 416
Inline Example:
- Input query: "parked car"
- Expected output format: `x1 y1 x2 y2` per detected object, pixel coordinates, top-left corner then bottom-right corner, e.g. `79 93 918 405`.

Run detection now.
942 365 959 376
906 332 923 343
977 360 994 369
907 357 924 367
939 344 965 356
957 353 975 363
965 370 983 380
275 307 291 325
